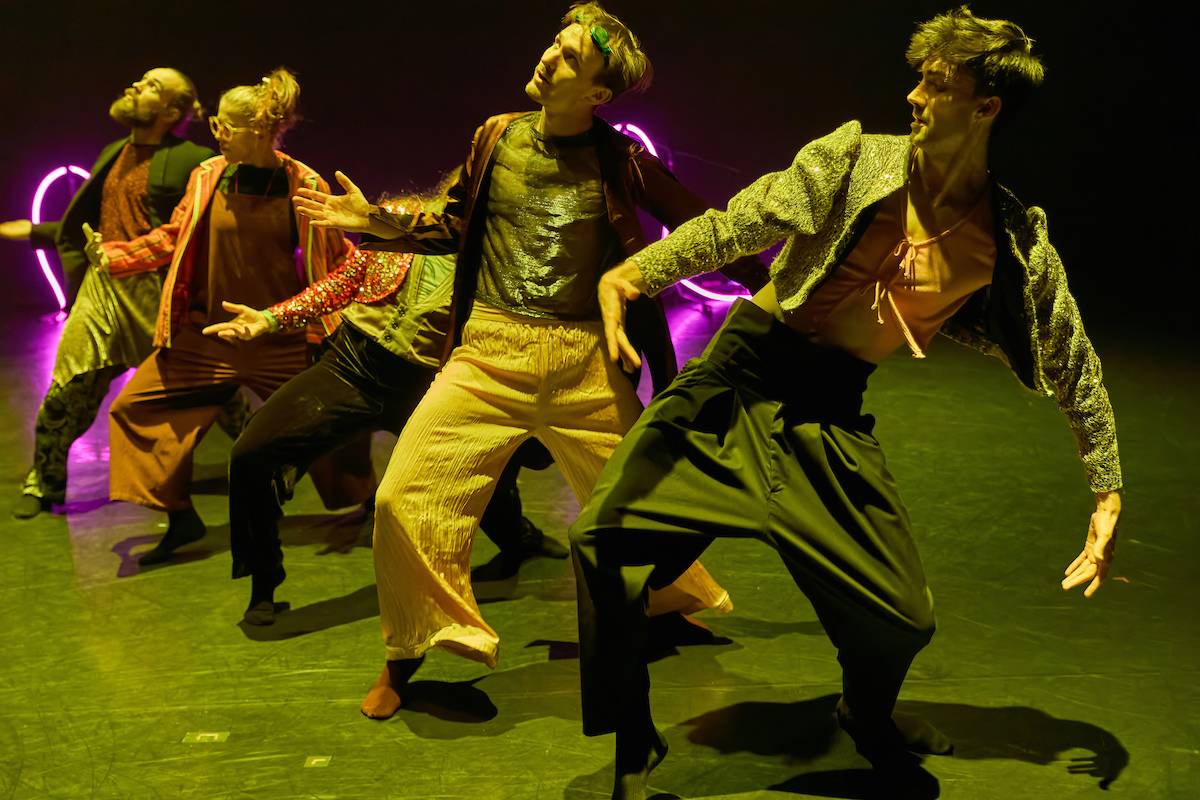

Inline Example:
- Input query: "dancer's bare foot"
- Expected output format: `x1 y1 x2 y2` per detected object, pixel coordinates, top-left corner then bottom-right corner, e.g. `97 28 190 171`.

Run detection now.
613 725 668 800
360 657 424 720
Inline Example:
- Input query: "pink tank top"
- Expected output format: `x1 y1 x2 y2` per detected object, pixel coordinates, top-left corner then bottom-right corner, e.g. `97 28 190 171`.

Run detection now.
789 185 996 363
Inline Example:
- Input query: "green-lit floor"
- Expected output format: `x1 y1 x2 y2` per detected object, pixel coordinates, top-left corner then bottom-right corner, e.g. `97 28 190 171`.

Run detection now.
1 299 1196 800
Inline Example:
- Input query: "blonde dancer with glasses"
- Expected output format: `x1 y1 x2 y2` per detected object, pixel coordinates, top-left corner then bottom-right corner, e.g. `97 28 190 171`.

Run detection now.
1 67 257 520
93 68 372 564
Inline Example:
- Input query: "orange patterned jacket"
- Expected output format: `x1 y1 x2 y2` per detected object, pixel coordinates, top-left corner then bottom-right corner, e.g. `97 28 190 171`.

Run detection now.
100 151 354 347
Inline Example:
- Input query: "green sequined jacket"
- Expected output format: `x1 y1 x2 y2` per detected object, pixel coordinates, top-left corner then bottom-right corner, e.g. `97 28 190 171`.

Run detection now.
633 121 1121 493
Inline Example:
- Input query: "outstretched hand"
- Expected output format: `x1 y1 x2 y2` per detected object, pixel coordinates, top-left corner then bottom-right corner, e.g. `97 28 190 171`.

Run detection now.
1062 491 1121 598
81 222 110 272
0 219 32 241
293 170 372 232
598 260 648 373
202 301 272 342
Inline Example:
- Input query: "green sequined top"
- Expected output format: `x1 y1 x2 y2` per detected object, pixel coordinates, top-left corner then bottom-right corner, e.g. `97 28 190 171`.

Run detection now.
631 121 1122 493
475 113 621 320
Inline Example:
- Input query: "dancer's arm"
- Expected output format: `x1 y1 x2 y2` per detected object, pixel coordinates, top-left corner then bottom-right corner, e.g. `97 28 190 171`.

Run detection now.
631 150 768 294
624 121 860 297
0 219 34 241
94 168 201 276
201 249 414 340
1027 211 1123 597
295 169 466 256
600 122 860 370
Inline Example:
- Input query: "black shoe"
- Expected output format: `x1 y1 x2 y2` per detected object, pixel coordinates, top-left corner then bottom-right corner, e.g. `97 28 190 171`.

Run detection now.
471 518 567 582
139 508 207 565
243 567 288 625
836 696 954 756
470 551 523 583
12 493 50 520
243 600 292 625
836 701 941 799
614 723 669 800
515 517 568 559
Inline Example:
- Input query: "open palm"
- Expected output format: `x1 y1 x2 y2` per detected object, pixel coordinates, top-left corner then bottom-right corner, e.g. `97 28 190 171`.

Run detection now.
293 171 372 232
202 301 271 341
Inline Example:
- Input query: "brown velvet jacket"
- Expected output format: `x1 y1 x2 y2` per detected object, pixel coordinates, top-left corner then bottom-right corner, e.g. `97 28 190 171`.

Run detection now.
361 111 766 392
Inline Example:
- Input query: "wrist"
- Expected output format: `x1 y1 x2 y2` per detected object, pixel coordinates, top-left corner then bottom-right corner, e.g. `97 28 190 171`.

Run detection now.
615 257 649 293
1094 489 1121 511
261 309 280 332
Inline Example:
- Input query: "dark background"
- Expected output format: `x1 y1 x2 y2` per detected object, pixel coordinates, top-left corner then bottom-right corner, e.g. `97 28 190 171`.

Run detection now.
0 0 1193 336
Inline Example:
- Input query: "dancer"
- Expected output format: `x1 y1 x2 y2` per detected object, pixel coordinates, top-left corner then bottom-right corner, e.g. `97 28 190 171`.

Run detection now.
570 7 1122 798
99 68 368 565
202 177 569 625
294 1 764 720
2 68 246 519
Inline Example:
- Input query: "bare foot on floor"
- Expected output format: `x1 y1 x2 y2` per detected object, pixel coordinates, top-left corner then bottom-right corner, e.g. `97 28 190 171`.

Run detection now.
360 657 424 720
361 667 403 719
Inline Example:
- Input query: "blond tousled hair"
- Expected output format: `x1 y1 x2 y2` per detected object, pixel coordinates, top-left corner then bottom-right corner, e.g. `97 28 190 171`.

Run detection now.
562 2 653 99
907 6 1044 125
219 67 301 144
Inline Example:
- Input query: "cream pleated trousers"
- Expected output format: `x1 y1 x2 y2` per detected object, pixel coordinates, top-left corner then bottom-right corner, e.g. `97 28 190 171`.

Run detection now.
373 303 731 666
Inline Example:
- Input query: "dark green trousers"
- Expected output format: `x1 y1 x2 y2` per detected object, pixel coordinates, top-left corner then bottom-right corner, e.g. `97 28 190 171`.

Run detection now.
570 300 936 736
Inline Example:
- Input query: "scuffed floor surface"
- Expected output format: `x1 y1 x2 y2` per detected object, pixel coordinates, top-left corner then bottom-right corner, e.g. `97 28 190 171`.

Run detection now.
1 291 1197 800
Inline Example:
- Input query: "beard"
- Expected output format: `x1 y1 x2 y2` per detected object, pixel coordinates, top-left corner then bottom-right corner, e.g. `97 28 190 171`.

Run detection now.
109 95 157 128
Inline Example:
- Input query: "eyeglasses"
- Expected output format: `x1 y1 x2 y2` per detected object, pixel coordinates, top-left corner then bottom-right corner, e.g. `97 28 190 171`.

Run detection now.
209 116 254 138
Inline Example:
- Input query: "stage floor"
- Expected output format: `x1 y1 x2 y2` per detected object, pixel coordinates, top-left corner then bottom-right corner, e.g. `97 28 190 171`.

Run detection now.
1 292 1196 799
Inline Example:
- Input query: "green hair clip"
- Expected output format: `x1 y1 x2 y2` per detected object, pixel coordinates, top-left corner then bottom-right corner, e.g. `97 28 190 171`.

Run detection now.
575 12 612 62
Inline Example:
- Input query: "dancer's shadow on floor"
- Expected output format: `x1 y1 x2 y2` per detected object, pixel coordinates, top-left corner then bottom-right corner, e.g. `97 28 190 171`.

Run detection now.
238 584 379 641
367 621 744 743
112 510 367 578
402 677 499 724
565 693 1127 799
111 523 233 577
895 698 1128 788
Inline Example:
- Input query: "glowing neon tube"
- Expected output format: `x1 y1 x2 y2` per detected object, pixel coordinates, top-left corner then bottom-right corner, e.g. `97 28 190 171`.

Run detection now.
30 165 89 310
613 123 747 304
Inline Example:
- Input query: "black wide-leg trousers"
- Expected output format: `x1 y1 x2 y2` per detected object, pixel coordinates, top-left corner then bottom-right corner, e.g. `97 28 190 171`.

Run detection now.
570 300 936 735
229 323 527 581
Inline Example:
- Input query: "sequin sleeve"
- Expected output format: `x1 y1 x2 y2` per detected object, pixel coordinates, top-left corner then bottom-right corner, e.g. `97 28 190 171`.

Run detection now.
1026 208 1123 493
628 146 768 293
632 121 861 295
360 144 473 256
266 246 370 330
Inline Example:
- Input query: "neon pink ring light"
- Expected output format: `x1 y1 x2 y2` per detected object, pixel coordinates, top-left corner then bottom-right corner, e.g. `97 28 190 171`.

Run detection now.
31 165 89 311
613 123 747 304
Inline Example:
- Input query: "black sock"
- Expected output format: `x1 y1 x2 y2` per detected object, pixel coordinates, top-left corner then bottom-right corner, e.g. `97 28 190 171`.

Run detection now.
385 656 425 687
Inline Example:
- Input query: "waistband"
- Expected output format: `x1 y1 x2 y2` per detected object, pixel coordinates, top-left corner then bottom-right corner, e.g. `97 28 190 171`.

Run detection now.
698 300 875 418
469 301 604 330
